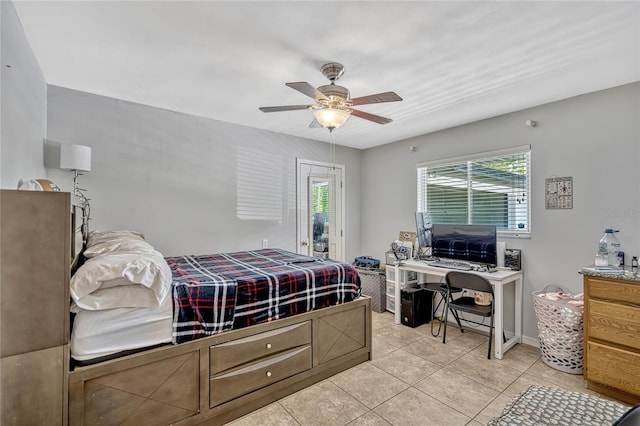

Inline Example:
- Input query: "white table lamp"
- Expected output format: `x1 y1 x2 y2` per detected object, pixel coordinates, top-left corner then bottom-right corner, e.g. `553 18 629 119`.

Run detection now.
60 144 92 233
60 144 91 173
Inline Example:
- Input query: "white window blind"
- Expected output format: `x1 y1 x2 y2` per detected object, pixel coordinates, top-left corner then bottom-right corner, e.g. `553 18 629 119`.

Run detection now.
417 146 531 234
237 146 283 221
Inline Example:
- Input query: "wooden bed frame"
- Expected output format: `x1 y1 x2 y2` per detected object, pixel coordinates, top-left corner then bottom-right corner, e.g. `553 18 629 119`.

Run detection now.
69 297 371 425
0 190 372 426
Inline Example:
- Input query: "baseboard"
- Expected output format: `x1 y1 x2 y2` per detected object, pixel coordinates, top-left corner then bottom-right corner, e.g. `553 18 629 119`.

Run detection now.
441 316 540 348
521 335 540 348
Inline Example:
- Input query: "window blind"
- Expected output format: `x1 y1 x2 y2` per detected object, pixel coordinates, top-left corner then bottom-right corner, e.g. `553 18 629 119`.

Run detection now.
417 147 530 234
237 146 283 221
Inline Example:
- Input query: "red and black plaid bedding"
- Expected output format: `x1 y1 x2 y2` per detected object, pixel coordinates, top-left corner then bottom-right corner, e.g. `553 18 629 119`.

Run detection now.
167 248 361 344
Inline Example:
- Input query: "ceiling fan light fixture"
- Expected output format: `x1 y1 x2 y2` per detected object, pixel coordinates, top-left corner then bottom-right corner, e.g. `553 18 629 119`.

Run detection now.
259 62 401 129
314 107 350 130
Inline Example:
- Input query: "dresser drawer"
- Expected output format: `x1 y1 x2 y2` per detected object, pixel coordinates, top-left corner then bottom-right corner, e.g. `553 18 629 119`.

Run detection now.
386 294 396 313
586 341 640 398
385 269 417 283
386 281 396 296
210 321 311 375
588 299 640 350
587 277 640 305
209 345 311 407
386 268 396 282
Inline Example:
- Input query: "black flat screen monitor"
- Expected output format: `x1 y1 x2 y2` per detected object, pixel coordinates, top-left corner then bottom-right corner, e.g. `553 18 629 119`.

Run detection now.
415 212 432 258
431 223 497 266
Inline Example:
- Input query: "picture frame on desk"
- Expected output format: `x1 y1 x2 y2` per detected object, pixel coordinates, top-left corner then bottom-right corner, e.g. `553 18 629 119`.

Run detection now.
397 231 416 245
388 241 413 266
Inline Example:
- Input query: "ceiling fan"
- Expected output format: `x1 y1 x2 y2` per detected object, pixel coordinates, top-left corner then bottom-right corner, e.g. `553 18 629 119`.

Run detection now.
259 62 402 131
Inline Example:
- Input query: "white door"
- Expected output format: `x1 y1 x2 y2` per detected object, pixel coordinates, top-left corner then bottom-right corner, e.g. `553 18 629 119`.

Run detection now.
297 159 345 262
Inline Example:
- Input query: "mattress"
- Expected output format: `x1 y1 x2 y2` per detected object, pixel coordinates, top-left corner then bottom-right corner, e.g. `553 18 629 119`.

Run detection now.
70 248 360 362
70 293 173 362
169 248 361 344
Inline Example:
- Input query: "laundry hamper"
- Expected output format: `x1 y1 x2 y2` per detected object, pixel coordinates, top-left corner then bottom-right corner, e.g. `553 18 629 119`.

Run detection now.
533 286 584 374
356 267 386 313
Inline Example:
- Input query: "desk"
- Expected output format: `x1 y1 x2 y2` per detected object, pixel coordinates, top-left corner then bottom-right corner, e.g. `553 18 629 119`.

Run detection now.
393 260 523 359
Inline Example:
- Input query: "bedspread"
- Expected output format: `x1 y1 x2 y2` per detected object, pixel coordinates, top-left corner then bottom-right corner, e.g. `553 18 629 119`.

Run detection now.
168 248 361 344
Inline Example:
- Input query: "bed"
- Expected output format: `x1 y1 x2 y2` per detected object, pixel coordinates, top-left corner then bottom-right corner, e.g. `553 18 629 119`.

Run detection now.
67 230 371 425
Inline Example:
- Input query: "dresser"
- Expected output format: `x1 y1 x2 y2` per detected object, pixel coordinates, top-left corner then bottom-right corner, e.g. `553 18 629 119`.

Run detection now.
582 269 640 405
0 190 71 425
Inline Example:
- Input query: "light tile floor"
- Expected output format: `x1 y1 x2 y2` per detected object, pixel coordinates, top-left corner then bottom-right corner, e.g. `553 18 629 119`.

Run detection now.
227 311 601 426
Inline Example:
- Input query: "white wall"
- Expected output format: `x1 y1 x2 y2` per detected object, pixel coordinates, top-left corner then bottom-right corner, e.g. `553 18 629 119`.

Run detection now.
5 0 639 345
0 1 47 188
360 82 640 342
45 87 363 261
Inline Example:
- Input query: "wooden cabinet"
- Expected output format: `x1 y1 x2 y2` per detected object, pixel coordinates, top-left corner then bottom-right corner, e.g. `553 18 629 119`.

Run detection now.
583 274 640 405
0 190 71 425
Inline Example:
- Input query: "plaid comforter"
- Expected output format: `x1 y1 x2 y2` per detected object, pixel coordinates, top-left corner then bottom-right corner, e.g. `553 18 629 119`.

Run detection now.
167 248 361 344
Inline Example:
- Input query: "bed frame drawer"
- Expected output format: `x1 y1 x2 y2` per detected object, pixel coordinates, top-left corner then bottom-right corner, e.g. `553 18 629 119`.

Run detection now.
209 345 312 407
209 321 311 375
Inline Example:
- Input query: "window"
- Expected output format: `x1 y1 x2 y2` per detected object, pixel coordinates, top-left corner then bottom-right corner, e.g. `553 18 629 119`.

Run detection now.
237 146 284 221
417 146 531 235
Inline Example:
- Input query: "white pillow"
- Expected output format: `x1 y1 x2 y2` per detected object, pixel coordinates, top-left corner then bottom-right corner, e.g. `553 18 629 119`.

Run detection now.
70 284 160 313
84 230 153 258
87 230 145 246
84 238 156 258
71 251 171 310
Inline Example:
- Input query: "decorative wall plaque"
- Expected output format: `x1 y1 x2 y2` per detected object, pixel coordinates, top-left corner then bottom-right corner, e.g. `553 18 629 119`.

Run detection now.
545 176 573 209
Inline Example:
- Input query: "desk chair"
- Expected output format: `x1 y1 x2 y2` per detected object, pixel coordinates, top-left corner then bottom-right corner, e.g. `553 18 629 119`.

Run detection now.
442 271 495 359
420 282 464 337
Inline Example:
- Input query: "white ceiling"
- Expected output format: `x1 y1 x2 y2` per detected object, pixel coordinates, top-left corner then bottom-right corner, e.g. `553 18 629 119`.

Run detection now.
12 1 640 150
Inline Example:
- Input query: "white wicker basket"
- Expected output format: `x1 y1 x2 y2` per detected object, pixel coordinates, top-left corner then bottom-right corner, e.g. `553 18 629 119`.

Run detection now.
532 286 584 374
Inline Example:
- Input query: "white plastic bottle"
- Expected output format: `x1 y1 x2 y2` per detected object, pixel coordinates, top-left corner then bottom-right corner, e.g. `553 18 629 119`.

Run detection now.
599 229 621 266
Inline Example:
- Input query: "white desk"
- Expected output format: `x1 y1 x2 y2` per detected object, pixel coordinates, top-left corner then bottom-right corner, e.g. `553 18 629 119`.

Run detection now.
393 260 523 359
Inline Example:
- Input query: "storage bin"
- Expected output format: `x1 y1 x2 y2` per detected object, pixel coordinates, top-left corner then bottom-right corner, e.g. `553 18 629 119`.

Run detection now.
533 286 584 374
356 268 386 313
386 267 396 282
386 280 396 297
386 294 396 313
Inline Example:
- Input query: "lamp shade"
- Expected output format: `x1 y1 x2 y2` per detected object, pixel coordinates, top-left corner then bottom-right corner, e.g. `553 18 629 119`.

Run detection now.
313 108 350 130
60 144 91 172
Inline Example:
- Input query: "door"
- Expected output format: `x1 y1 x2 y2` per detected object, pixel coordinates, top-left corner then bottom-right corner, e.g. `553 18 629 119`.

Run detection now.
297 159 345 262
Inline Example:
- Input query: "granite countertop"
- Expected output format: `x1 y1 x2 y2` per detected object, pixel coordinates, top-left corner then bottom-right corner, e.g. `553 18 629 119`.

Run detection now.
580 265 640 281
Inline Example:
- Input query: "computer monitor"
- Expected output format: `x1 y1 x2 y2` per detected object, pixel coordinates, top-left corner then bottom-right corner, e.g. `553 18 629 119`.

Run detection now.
415 212 432 259
431 223 497 266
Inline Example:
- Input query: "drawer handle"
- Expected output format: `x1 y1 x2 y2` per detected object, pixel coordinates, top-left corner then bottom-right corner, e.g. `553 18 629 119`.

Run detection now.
266 371 272 377
266 343 272 349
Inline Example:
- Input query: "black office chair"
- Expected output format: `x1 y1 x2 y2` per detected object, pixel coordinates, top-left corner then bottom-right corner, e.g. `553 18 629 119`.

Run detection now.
614 404 640 426
420 282 464 337
442 271 495 359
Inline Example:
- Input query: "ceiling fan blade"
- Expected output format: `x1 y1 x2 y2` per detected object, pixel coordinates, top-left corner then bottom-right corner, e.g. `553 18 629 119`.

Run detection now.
259 105 310 113
286 82 329 101
350 91 402 106
351 109 393 125
309 118 322 128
